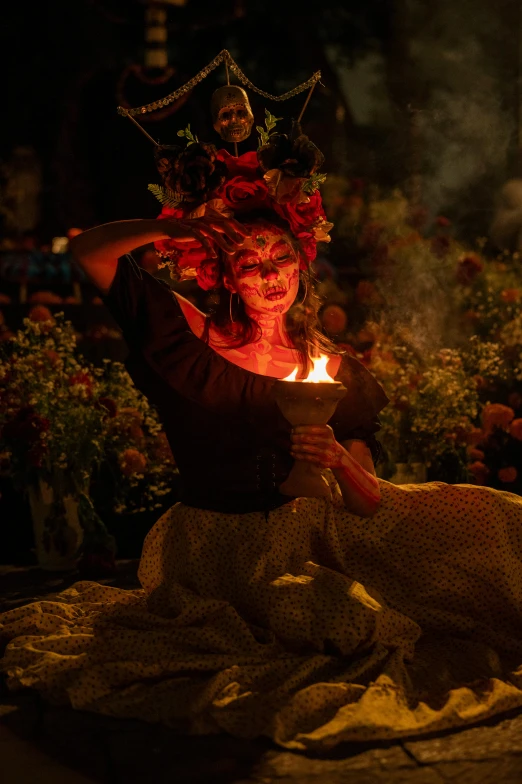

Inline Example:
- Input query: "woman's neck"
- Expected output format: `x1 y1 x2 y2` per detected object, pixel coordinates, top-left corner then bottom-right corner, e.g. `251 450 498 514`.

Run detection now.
245 308 293 347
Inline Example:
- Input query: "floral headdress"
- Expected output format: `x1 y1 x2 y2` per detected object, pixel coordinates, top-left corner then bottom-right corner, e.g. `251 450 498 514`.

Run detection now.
149 117 333 290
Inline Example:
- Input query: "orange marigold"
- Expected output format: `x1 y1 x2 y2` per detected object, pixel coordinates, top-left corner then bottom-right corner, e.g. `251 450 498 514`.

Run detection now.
509 418 522 441
468 461 490 485
28 305 54 323
500 289 521 303
498 467 517 483
481 403 515 436
119 448 147 477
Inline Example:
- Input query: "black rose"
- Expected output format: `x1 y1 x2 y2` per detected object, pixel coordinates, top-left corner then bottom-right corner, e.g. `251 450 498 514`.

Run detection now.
257 120 324 178
154 142 228 203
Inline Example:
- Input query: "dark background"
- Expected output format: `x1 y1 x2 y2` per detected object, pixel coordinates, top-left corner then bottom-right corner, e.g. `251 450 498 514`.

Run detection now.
0 0 521 240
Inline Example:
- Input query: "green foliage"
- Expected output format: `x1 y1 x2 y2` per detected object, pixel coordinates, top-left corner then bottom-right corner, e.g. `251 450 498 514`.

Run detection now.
303 172 327 194
177 124 199 145
256 109 283 147
147 184 181 208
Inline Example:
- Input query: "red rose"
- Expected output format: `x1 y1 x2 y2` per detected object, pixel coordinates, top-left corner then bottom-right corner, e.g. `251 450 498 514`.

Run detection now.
217 176 269 213
274 191 323 234
456 254 484 285
196 258 222 291
216 150 259 179
295 231 317 265
157 204 185 221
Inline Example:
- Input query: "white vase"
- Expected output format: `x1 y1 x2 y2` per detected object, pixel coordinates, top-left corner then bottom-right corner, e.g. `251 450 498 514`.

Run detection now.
28 480 84 571
388 462 427 485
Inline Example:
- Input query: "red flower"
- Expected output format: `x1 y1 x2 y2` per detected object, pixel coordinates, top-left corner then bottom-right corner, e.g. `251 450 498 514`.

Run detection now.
96 397 117 418
294 231 317 265
2 406 50 445
274 191 323 234
196 258 222 291
456 254 484 285
468 447 485 461
68 373 93 397
436 215 451 227
218 176 269 213
157 204 186 221
215 149 259 179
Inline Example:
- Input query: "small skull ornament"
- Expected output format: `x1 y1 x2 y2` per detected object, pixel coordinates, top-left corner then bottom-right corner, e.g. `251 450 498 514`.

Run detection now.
211 85 254 144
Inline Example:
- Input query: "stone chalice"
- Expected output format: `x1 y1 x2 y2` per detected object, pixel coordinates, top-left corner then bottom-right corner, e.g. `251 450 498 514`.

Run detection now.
273 357 346 498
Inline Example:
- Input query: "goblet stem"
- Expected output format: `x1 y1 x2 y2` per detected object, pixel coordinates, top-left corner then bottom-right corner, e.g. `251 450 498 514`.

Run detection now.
279 456 331 498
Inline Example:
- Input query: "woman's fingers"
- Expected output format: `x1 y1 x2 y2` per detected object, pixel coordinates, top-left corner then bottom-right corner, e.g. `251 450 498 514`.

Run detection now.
176 222 217 258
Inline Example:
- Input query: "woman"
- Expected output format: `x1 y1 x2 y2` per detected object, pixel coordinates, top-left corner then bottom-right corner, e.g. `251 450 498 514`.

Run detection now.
1 135 522 751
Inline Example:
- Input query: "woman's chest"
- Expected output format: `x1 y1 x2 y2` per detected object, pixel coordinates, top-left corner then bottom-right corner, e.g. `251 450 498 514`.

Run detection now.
210 334 301 377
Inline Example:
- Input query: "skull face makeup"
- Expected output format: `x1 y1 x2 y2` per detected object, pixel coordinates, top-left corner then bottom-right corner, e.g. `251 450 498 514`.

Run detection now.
211 86 254 144
224 226 300 316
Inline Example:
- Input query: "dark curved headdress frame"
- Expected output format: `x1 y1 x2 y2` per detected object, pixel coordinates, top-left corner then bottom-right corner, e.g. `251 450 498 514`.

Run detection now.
115 50 332 291
117 49 322 147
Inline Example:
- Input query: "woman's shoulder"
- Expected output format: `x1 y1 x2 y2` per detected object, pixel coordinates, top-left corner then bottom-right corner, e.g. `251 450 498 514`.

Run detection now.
172 291 207 338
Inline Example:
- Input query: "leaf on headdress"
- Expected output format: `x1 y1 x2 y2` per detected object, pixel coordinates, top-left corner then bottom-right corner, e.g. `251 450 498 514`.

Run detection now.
147 184 182 208
303 172 327 195
177 124 199 146
257 109 283 147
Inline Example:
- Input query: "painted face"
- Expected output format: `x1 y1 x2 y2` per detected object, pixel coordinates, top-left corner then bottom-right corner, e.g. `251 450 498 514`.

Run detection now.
225 227 300 315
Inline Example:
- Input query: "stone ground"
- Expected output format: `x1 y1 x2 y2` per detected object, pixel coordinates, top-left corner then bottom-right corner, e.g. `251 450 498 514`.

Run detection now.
2 561 522 784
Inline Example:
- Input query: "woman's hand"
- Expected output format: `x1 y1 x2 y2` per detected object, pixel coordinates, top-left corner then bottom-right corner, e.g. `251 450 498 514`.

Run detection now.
290 425 344 469
164 215 249 257
291 424 381 517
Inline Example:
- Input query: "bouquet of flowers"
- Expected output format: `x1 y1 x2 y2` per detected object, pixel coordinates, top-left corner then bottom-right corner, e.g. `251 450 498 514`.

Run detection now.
0 307 177 565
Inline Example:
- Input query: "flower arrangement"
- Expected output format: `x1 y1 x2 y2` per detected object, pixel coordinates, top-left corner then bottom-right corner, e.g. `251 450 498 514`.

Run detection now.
149 121 332 290
0 308 178 561
320 177 522 490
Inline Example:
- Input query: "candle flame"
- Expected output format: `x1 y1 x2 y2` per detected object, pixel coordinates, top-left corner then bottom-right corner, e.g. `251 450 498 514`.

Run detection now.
282 353 335 383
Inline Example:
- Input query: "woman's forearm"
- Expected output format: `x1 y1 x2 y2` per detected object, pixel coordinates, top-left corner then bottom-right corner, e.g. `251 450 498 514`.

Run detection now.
70 219 173 269
332 448 381 517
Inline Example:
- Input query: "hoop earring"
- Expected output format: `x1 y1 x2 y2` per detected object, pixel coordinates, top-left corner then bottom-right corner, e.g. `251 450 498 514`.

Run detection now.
298 277 308 306
229 292 237 323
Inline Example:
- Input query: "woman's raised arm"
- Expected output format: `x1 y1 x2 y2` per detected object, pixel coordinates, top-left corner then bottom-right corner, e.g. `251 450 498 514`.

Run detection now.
70 216 248 295
70 219 179 294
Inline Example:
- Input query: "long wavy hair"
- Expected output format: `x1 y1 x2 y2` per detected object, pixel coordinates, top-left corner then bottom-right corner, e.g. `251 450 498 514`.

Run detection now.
201 213 343 377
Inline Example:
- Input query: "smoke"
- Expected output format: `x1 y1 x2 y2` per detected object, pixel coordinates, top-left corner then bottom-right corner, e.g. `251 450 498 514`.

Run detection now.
407 0 515 219
364 1 517 353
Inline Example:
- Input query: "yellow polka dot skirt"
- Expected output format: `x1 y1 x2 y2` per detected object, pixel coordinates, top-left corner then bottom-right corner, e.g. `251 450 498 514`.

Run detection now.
2 478 522 751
